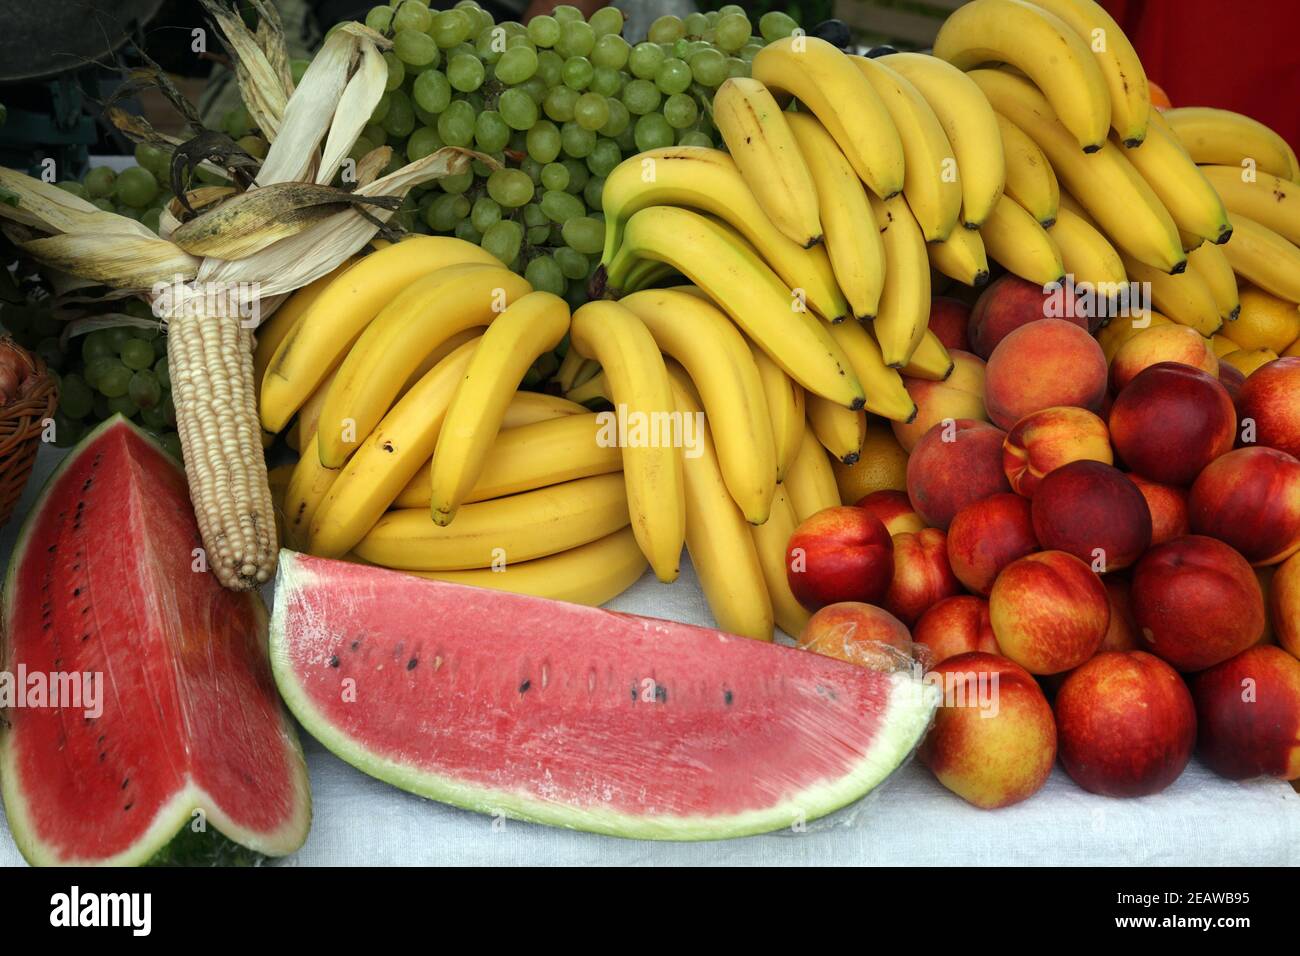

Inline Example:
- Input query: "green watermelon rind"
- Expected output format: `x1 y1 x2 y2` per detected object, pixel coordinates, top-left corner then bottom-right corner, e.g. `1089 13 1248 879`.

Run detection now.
0 416 314 867
270 549 940 842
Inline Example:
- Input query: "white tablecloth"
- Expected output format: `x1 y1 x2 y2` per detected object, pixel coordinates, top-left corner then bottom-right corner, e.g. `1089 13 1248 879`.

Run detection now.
1 447 1297 866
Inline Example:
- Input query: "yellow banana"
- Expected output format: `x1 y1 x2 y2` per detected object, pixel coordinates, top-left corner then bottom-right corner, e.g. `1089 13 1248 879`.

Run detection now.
881 51 1005 229
928 224 990 287
996 112 1059 226
867 192 930 367
354 473 632 572
666 363 774 641
970 69 1186 274
853 56 962 241
1117 112 1233 246
569 301 686 583
1122 253 1223 336
785 111 885 320
402 527 647 608
751 35 905 199
1222 214 1300 303
1048 205 1127 292
565 370 611 406
712 76 822 248
1186 240 1241 323
900 329 957 382
282 431 339 551
1164 107 1300 182
554 344 589 393
749 342 805 483
605 207 865 408
981 193 1066 285
1199 164 1300 247
260 236 499 432
784 425 841 524
807 395 866 465
825 317 919 423
750 482 812 638
254 256 355 391
620 287 776 524
934 0 1112 152
502 391 587 426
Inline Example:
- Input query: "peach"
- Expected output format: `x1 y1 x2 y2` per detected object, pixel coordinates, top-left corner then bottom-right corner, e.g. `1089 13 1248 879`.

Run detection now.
1055 651 1196 796
913 596 1000 666
786 506 893 611
1109 362 1237 485
919 652 1057 809
883 528 962 627
1193 645 1300 780
1189 446 1300 565
989 551 1110 674
1131 535 1265 671
1217 360 1246 403
1101 576 1141 652
1273 552 1300 658
1002 406 1113 497
854 490 925 535
928 297 972 352
946 492 1038 595
1127 475 1190 547
968 274 1088 359
1237 356 1300 459
1109 323 1218 393
984 319 1108 430
1031 461 1152 572
905 419 1012 530
891 350 987 452
1258 566 1277 646
797 602 914 671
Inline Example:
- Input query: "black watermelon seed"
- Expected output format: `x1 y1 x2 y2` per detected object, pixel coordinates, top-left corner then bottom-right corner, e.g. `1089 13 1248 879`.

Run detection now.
121 778 129 790
328 655 340 668
123 802 133 812
724 690 734 706
98 752 106 762
654 684 668 704
350 640 360 651
519 679 531 694
406 658 418 670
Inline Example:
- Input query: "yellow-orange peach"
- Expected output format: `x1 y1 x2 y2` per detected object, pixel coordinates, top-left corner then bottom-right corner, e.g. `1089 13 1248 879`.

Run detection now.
985 319 1109 430
854 490 925 535
892 350 987 452
1002 406 1112 497
1237 357 1300 460
883 528 962 627
1110 324 1218 393
989 551 1110 674
796 602 914 671
912 596 1000 666
1127 474 1190 547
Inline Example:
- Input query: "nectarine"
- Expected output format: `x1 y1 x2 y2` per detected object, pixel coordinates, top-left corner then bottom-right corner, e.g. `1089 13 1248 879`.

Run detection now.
786 507 894 611
989 551 1110 674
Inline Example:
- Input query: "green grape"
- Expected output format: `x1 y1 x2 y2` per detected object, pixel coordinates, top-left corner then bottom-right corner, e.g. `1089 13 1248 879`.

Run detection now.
494 44 538 84
582 175 605 211
439 168 474 194
740 42 763 64
364 5 394 33
50 412 83 447
588 6 624 37
725 56 747 78
153 355 170 391
133 142 169 179
621 78 661 116
394 29 439 66
431 9 471 47
128 370 162 410
393 2 432 34
560 121 596 158
425 191 470 231
487 168 534 207
542 85 578 122
505 33 533 50
447 52 485 91
468 110 505 152
470 196 502 233
522 156 545 184
81 329 116 362
91 198 115 213
628 42 665 79
525 120 561 162
160 433 182 461
718 4 747 16
83 356 117 392
106 394 138 419
364 120 386 143
349 134 377 162
141 208 162 233
561 56 594 90
540 189 584 222
676 129 713 148
683 11 709 36
589 66 622 97
585 137 621 176
591 33 629 70
540 162 569 192
524 254 566 295
634 112 674 151
120 338 154 371
95 361 132 399
555 21 595 58
573 92 610 131
407 124 444 160
107 327 135 352
599 98 631 137
536 49 564 86
83 166 116 199
523 202 549 228
56 180 88 200
688 47 726 87
714 13 751 52
615 124 637 151
526 14 560 48
437 99 476 145
481 220 524 263
498 88 538 130
654 58 692 95
551 4 583 23
59 373 93 419
562 158 589 194
758 10 797 41
554 246 589 280
382 89 415 137
663 92 698 129
522 224 548 246
140 403 168 431
517 75 549 105
648 15 685 44
453 219 482 244
561 216 604 255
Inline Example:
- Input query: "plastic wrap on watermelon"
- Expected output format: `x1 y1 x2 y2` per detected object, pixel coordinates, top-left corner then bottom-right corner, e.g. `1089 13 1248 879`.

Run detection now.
270 550 940 841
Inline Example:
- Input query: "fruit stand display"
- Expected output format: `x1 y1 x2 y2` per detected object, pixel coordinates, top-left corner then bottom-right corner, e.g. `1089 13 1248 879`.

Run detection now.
0 0 1297 866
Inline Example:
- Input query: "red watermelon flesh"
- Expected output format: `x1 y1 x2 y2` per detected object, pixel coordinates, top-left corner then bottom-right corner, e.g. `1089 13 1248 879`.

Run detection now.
1 418 311 865
272 551 937 840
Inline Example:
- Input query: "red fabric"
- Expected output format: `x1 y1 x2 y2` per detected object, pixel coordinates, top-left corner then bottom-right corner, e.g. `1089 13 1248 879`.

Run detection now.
1103 0 1300 150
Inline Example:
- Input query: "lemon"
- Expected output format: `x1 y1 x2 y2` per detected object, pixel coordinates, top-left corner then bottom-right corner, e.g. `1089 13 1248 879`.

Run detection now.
1284 336 1300 358
832 417 909 503
1208 333 1239 357
1222 286 1300 353
1221 347 1279 377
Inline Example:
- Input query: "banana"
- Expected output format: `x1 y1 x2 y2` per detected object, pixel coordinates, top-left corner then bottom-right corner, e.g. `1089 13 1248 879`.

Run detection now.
996 112 1059 226
353 473 632 572
981 193 1066 285
666 363 774 640
900 329 957 382
555 345 588 393
570 300 686 583
1221 214 1300 303
825 317 918 423
934 0 1112 152
1048 205 1127 292
598 147 849 321
565 370 611 406
712 76 822 248
1117 112 1233 246
395 412 623 509
620 258 677 293
293 365 339 446
1024 0 1150 146
605 207 865 408
1199 164 1300 247
867 192 930 367
1121 253 1223 336
282 431 340 551
970 69 1186 274
807 395 866 465
927 223 990 287
429 292 571 526
620 287 776 523
881 52 1005 229
1186 240 1241 323
751 35 905 199
307 339 481 559
501 391 587 426
750 482 812 638
852 56 962 241
254 256 355 391
749 342 805 483
1164 107 1300 182
260 236 499 433
785 112 885 320
783 425 840 524
403 527 647 607
316 264 532 468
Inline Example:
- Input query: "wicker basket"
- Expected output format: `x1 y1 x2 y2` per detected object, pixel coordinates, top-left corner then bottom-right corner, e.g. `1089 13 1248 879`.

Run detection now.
0 337 57 529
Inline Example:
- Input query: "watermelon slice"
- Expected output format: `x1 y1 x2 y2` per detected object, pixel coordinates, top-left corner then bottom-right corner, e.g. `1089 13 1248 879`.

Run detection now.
272 551 937 841
1 418 311 865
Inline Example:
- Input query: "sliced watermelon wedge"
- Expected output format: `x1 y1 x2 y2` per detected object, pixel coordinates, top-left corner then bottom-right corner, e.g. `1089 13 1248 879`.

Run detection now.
1 418 311 866
272 551 937 841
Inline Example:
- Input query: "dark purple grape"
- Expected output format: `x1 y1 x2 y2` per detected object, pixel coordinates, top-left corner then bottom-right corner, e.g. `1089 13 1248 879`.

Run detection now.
810 19 852 50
